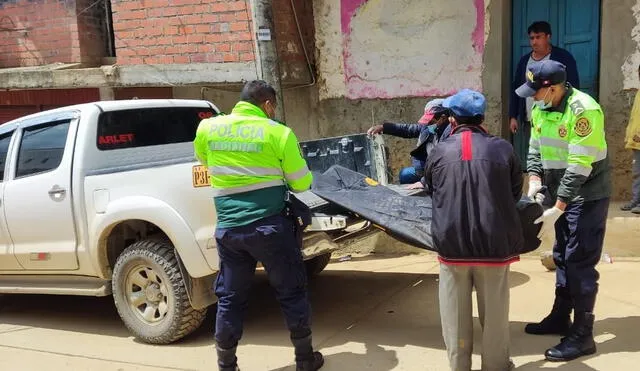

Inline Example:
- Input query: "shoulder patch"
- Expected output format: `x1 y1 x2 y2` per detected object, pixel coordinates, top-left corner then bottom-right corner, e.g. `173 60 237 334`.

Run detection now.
574 117 592 137
558 125 567 138
570 100 586 116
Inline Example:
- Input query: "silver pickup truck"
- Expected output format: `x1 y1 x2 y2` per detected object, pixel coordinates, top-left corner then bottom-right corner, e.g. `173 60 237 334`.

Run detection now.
0 99 386 344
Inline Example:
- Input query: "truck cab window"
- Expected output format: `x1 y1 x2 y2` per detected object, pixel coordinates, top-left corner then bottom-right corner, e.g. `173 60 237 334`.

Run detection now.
97 107 217 150
0 132 14 182
15 121 71 178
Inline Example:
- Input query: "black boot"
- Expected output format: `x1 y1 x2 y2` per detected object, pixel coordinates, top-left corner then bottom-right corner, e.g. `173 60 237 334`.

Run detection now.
545 311 596 362
291 333 324 371
216 344 240 371
525 288 573 335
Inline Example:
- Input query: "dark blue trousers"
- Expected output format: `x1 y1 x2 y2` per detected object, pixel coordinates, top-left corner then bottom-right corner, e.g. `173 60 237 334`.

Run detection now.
214 214 311 349
399 166 421 184
553 198 610 312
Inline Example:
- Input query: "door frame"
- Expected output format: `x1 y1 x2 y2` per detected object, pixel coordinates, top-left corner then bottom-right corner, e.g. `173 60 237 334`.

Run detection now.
503 0 603 137
508 0 603 98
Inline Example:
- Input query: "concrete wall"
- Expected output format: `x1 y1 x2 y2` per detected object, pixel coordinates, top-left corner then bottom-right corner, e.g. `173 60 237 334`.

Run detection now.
314 0 489 100
178 0 640 197
306 0 640 199
172 0 493 182
173 86 321 142
601 0 639 201
622 1 640 90
481 0 509 135
304 0 493 180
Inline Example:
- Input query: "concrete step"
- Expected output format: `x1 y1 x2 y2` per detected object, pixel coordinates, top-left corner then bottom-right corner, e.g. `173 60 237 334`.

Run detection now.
596 201 639 258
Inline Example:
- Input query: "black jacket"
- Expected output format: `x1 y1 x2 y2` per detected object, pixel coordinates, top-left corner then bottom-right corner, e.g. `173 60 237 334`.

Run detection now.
425 126 525 264
382 121 452 173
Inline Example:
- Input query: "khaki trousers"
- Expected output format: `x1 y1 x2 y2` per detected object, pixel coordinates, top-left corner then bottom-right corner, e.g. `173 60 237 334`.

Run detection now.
439 263 514 371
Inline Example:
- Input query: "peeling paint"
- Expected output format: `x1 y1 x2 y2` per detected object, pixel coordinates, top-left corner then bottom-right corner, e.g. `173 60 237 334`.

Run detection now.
622 1 640 89
315 0 490 100
339 0 486 99
341 0 368 34
472 0 485 54
313 0 348 99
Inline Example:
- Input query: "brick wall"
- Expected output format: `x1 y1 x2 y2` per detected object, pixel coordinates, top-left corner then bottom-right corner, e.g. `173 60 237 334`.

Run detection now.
76 0 111 65
111 0 254 65
272 0 316 84
0 0 108 68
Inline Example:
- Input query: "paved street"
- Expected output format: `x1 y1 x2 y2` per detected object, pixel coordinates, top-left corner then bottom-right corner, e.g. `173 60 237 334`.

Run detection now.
1 253 639 371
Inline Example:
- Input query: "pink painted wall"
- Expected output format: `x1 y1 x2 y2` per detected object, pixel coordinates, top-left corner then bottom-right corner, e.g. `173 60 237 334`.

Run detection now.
339 0 486 99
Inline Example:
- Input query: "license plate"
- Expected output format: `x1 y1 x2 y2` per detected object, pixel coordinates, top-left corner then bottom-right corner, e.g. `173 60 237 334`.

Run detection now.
192 165 210 188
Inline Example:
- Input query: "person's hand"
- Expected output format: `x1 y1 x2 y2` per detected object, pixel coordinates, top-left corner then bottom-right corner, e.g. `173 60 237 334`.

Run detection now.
406 181 424 190
510 118 519 134
527 178 544 204
367 124 384 136
534 207 564 239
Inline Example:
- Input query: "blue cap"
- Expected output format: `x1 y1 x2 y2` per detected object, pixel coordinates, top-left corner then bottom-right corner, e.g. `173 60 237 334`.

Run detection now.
516 59 567 98
442 89 486 117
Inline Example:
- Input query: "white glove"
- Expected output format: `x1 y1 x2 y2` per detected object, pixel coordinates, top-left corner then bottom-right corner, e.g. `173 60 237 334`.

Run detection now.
534 206 564 239
527 179 545 205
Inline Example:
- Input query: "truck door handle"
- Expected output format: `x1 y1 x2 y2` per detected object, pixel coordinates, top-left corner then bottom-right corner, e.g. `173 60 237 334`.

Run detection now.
48 185 66 201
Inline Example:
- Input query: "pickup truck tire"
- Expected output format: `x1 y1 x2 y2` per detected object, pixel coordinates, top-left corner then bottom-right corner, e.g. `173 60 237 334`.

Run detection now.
305 253 332 277
111 240 207 344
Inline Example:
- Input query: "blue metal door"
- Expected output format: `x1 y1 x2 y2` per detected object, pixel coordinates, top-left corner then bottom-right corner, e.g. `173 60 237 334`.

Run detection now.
511 0 600 168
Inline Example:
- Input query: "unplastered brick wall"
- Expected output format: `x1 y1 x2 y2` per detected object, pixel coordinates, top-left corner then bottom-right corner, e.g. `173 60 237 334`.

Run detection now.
272 0 316 84
111 0 254 64
0 0 107 68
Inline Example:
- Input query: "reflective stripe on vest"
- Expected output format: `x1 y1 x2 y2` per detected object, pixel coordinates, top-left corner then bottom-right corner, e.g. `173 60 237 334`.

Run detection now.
209 165 284 177
567 163 592 176
568 144 607 161
211 179 286 196
542 159 568 169
285 165 310 182
539 137 567 148
538 138 607 162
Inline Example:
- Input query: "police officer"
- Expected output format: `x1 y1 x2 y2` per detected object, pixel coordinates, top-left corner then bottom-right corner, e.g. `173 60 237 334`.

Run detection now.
194 80 324 371
515 60 611 362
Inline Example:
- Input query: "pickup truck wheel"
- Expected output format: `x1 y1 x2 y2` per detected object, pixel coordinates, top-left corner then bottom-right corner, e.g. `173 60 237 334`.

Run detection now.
305 253 332 277
112 240 206 344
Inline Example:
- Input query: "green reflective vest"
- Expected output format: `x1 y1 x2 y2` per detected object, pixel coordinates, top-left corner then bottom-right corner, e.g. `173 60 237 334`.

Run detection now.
528 87 611 203
194 101 312 227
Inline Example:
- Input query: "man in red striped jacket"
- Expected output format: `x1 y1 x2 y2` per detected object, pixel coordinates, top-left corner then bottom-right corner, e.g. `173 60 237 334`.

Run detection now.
424 89 523 371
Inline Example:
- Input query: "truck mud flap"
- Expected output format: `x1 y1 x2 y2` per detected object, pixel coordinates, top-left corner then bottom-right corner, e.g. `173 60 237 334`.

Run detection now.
310 165 544 254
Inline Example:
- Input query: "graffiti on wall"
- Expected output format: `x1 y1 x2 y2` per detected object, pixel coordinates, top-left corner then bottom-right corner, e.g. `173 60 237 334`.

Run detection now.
340 0 486 99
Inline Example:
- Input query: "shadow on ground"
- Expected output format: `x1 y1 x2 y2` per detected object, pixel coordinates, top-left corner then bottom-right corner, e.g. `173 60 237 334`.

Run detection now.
0 268 637 370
